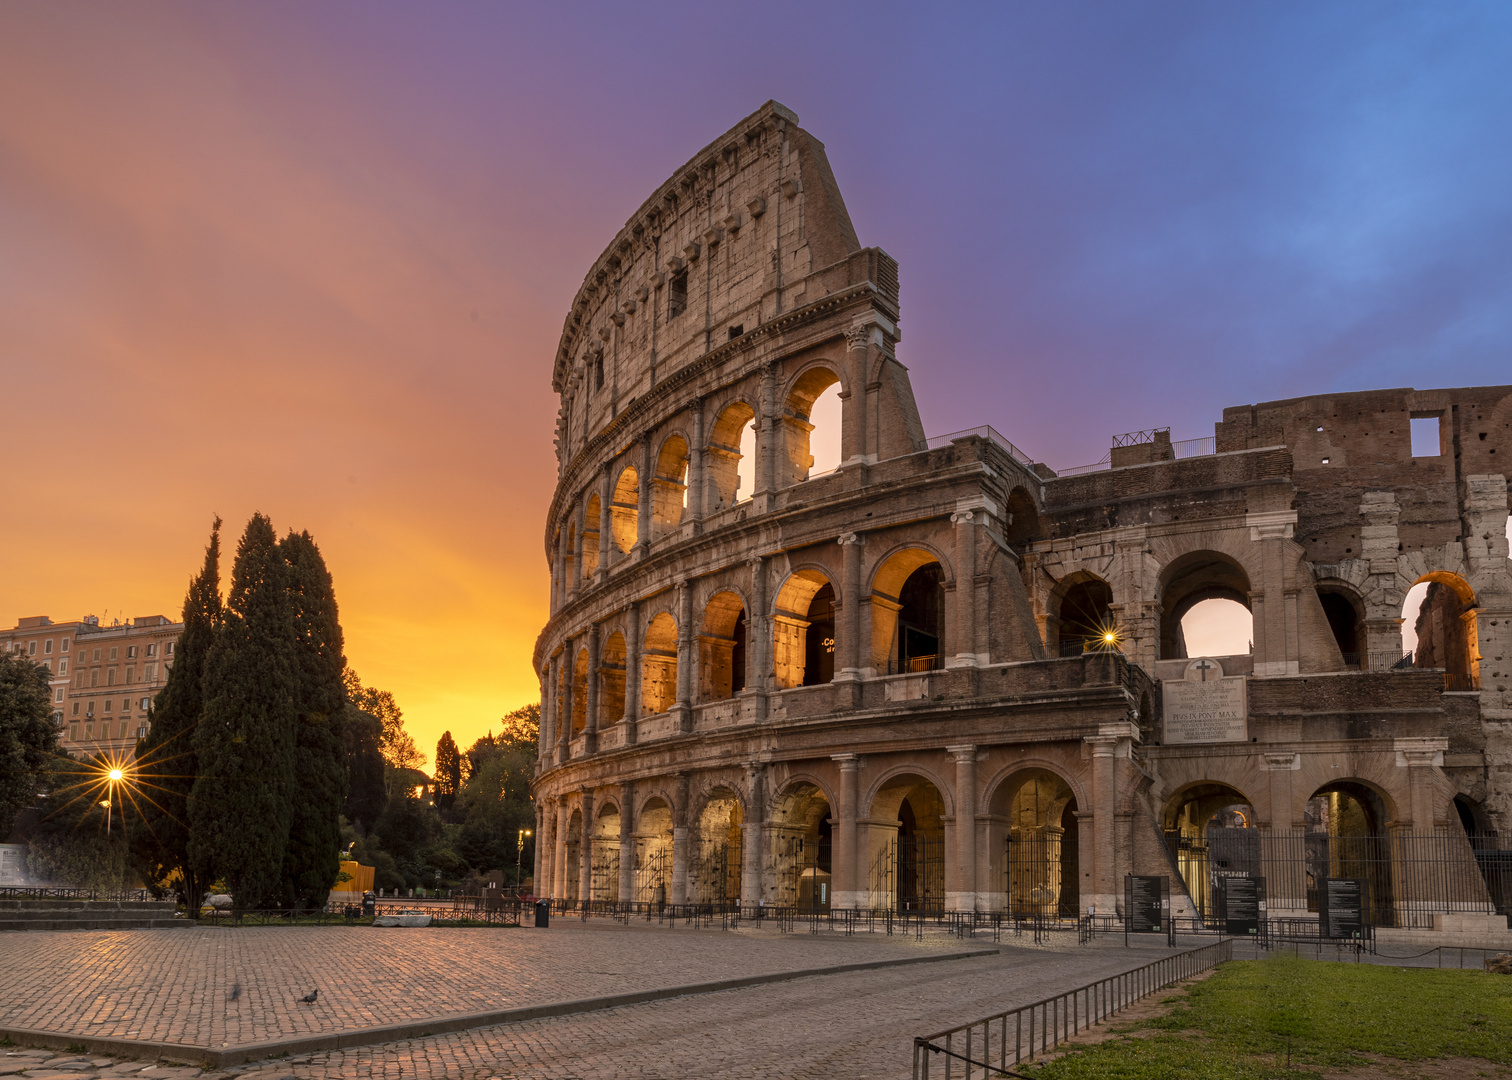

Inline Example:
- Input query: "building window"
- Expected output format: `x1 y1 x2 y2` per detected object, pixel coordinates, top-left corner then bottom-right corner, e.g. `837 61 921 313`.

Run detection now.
668 270 688 318
104 698 112 712
127 645 137 659
54 688 64 702
125 666 134 684
145 663 156 681
43 659 52 673
146 643 157 658
85 723 93 740
140 697 151 711
166 642 174 656
109 647 118 661
89 670 98 688
92 649 100 662
137 726 147 738
61 638 69 652
107 668 116 686
44 639 53 655
71 702 79 716
69 724 80 742
122 698 131 713
594 354 604 390
86 701 94 716
59 659 67 675
27 641 36 656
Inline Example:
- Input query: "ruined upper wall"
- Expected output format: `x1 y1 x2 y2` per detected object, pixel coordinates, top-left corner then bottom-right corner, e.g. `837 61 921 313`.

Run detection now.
1215 385 1512 562
551 101 897 474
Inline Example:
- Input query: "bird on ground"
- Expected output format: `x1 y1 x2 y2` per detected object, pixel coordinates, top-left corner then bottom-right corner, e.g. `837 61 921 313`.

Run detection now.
299 989 318 1004
227 983 242 1002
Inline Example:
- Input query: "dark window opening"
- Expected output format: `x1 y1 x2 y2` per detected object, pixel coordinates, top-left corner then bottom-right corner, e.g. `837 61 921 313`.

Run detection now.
1057 579 1114 657
1319 591 1362 668
897 564 945 672
668 271 688 318
802 583 835 686
593 354 604 391
728 324 743 340
731 609 747 694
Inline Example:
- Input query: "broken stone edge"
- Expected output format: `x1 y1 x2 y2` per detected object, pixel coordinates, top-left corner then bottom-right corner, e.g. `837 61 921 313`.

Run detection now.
0 946 996 1068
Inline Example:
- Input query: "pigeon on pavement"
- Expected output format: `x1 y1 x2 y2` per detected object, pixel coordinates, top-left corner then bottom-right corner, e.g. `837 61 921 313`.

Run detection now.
299 989 318 1004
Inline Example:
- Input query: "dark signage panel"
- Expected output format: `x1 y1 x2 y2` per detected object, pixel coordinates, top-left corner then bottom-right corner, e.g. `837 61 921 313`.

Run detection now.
1127 875 1166 933
1320 878 1366 939
1220 875 1262 936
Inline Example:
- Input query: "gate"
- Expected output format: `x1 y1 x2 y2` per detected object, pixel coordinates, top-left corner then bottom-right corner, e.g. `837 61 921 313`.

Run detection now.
776 832 832 910
874 834 942 915
1005 829 1080 918
634 839 670 907
692 840 738 905
590 844 619 904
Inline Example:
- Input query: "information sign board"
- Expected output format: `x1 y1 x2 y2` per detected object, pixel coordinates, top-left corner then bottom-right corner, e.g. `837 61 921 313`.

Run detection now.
1162 658 1247 744
1320 878 1367 939
1219 875 1263 936
1125 875 1167 933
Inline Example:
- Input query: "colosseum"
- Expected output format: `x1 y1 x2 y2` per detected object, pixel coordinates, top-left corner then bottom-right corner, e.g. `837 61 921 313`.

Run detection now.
531 100 1512 936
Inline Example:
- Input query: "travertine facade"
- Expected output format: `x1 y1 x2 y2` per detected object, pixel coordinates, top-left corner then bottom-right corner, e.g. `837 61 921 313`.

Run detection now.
533 102 1512 930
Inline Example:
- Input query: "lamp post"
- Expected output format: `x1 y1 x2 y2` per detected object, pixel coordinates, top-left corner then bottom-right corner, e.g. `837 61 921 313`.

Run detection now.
516 828 532 893
105 767 124 834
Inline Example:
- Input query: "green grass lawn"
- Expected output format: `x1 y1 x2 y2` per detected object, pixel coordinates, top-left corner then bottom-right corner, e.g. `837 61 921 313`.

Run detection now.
1017 955 1512 1079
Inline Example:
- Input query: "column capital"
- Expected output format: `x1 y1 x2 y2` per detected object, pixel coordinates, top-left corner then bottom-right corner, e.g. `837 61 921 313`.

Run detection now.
831 752 860 770
838 531 864 546
1082 734 1120 754
945 744 978 762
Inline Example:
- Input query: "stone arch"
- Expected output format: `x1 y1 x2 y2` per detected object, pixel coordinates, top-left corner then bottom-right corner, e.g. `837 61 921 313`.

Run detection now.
1304 778 1398 924
633 795 674 906
1003 486 1042 548
611 465 640 553
865 770 950 912
599 631 626 727
1157 549 1254 660
707 398 757 509
691 784 744 905
564 807 583 903
1162 780 1257 920
986 766 1082 917
591 800 622 903
781 363 845 486
1049 571 1115 657
769 778 833 909
772 568 836 689
869 546 951 674
563 520 576 589
1405 571 1480 690
980 758 1088 820
581 493 602 578
698 590 747 701
652 433 690 536
571 647 589 734
1314 579 1367 669
641 611 678 716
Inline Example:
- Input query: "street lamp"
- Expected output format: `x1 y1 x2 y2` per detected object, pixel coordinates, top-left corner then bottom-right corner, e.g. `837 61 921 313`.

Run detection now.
516 828 532 893
103 767 125 833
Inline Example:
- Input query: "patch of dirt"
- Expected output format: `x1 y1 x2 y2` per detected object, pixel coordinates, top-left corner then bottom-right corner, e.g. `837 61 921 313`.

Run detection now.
1320 1056 1512 1079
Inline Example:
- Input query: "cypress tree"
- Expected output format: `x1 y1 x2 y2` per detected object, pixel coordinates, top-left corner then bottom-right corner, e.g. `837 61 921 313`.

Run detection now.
189 513 299 910
129 517 222 907
278 530 349 908
434 731 461 818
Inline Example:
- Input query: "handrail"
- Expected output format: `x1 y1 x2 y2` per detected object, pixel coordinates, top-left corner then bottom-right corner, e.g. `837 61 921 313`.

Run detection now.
911 938 1232 1078
925 426 1036 469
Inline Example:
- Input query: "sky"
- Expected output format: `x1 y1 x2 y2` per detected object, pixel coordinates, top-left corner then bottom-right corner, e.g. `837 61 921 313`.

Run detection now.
3 3 1511 761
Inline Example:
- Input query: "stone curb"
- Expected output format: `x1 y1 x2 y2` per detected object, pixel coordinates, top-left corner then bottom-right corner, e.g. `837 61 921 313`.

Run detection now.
0 946 996 1068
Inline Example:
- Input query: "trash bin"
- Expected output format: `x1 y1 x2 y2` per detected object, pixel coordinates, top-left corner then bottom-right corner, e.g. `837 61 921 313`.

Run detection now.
533 900 550 928
362 891 376 918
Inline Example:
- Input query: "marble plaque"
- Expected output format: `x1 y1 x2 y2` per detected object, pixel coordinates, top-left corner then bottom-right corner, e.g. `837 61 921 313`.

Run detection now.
1162 658 1247 744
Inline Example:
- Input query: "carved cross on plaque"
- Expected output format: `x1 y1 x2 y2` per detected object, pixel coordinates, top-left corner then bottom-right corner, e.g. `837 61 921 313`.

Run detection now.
1192 659 1218 682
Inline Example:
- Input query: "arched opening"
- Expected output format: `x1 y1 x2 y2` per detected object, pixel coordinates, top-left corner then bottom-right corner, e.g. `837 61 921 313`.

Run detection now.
652 435 689 536
641 612 678 716
871 550 948 674
1158 551 1253 660
692 789 743 906
1304 781 1394 925
599 632 626 727
1403 573 1479 691
866 775 947 913
592 803 621 904
581 495 601 578
770 782 832 910
708 401 756 509
1163 782 1256 921
772 570 835 689
1317 586 1366 669
989 769 1079 918
564 808 582 903
611 466 640 553
563 522 576 591
1004 487 1042 548
1054 576 1114 657
634 798 674 907
571 648 588 735
698 591 747 701
783 366 843 484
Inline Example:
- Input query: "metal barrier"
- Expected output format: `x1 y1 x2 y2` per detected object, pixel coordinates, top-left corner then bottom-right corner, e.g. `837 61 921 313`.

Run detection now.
911 938 1233 1078
0 887 155 902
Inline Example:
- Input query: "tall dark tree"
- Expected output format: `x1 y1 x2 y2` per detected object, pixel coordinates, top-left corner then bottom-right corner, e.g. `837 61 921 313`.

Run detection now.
189 513 299 910
434 731 461 818
342 702 387 832
277 530 349 908
129 518 221 906
0 650 60 837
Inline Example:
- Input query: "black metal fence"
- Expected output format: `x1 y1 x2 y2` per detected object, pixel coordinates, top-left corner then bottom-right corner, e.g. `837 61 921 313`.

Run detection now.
911 939 1233 1078
0 887 155 902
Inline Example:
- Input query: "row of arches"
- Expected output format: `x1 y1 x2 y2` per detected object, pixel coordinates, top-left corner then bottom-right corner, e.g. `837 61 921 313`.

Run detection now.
553 368 846 602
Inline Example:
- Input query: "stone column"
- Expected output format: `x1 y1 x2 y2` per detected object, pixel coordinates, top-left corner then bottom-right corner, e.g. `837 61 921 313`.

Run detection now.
832 754 860 908
947 745 978 911
597 467 613 579
687 397 706 529
746 555 769 721
755 361 777 510
636 434 653 559
554 796 571 899
1262 752 1304 914
535 799 550 897
741 762 765 908
579 787 595 904
536 666 551 767
584 624 600 754
1359 491 1406 670
618 779 635 906
556 523 569 609
842 324 870 466
623 600 641 744
1398 738 1448 831
949 499 983 668
670 773 690 905
836 533 864 680
672 579 694 733
1085 734 1119 914
571 497 585 597
558 639 575 763
1248 509 1299 676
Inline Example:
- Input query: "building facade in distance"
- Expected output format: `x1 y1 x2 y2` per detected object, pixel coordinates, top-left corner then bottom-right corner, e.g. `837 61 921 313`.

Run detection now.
2 614 181 759
532 101 1512 933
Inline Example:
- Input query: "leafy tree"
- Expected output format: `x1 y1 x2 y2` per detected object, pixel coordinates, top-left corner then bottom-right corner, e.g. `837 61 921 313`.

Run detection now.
457 707 539 884
129 517 221 906
0 649 61 837
189 513 299 910
344 668 425 785
277 530 349 908
341 702 387 831
434 731 461 818
28 753 130 891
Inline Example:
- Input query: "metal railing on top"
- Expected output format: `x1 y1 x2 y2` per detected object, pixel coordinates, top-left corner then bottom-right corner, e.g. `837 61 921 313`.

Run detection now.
911 938 1233 1078
1057 435 1216 477
0 887 155 902
926 426 1035 469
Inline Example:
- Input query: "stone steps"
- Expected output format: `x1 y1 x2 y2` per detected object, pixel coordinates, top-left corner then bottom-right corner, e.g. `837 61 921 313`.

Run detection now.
0 899 188 932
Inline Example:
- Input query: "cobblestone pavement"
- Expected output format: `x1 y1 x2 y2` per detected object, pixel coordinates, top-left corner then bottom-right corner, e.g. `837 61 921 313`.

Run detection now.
2 926 1187 1080
0 921 974 1050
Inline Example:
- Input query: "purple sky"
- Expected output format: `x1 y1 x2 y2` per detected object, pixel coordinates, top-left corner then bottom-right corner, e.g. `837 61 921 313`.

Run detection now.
3 2 1509 751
